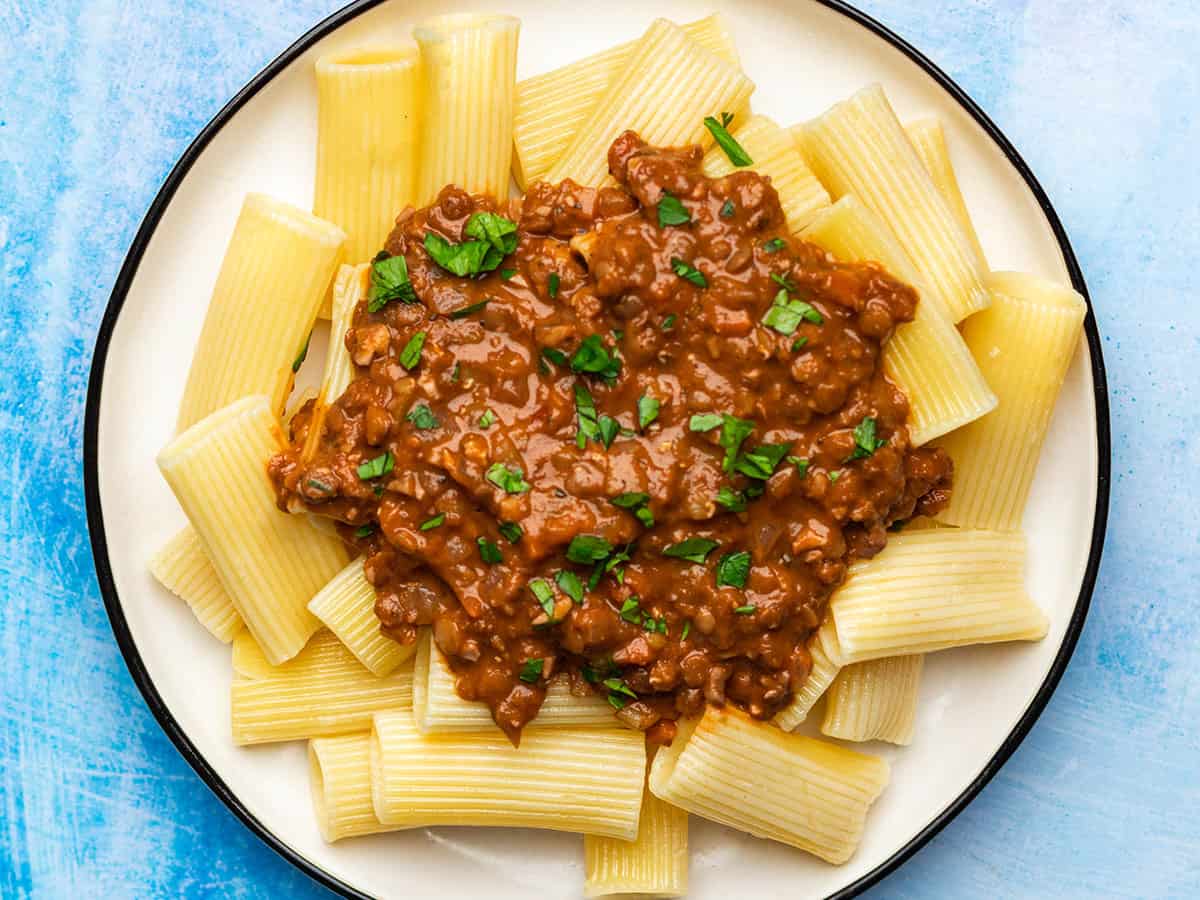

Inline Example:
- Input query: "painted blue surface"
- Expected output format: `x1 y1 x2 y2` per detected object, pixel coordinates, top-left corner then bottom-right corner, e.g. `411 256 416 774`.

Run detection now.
0 0 1196 896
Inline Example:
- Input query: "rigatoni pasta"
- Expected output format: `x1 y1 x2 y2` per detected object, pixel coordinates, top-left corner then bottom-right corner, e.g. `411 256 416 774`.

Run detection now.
175 194 345 430
308 733 398 842
157 396 348 664
649 707 889 864
831 529 1048 663
513 14 738 188
370 708 646 839
544 18 754 187
800 194 996 445
821 655 924 745
308 556 413 677
414 14 520 204
936 271 1087 530
585 777 688 897
773 618 844 732
147 525 242 643
231 629 413 745
301 262 366 461
796 85 989 322
904 117 987 265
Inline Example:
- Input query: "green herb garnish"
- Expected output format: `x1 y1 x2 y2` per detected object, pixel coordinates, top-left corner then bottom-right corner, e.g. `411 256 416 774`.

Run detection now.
662 314 677 331
423 212 517 277
657 192 691 227
703 112 753 166
567 534 613 565
763 288 823 336
763 237 787 254
529 578 556 618
356 451 394 480
419 514 445 531
292 332 311 373
368 253 418 311
448 299 490 320
498 521 523 544
791 336 809 352
570 334 621 381
663 537 719 564
478 409 495 428
353 523 375 538
715 551 751 589
486 463 531 494
681 620 692 640
405 404 439 430
734 604 756 615
637 395 660 430
720 199 736 219
518 658 544 683
500 267 517 280
733 443 791 480
398 331 427 370
548 272 560 298
848 416 887 461
715 486 748 513
477 537 503 564
788 456 810 478
611 492 654 528
541 346 569 368
671 257 707 288
555 570 585 604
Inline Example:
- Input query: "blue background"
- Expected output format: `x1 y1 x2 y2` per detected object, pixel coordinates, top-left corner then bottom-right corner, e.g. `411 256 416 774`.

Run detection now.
1 0 1196 897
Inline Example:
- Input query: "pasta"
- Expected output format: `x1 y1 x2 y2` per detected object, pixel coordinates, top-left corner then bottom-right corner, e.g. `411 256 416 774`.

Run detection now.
157 395 348 664
773 618 844 732
702 113 830 232
904 117 987 264
544 18 754 187
147 525 242 643
513 14 738 189
796 85 989 322
301 262 367 462
830 529 1049 663
800 194 996 445
821 654 924 745
370 708 646 839
308 733 397 842
649 706 889 864
413 631 613 733
936 271 1087 530
414 14 520 204
314 46 421 308
584 773 688 898
231 629 413 745
308 556 413 677
175 194 345 430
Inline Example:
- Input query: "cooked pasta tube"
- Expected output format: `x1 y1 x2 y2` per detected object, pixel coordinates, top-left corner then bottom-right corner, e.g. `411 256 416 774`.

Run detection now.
370 708 645 839
414 14 520 204
702 113 830 232
175 194 345 430
904 117 987 265
308 556 412 677
309 733 397 842
157 396 348 664
936 271 1087 531
796 85 988 322
147 526 242 643
584 774 688 897
544 18 754 187
412 631 613 732
513 13 739 188
830 529 1048 663
301 262 367 461
821 655 924 745
314 46 420 298
649 706 888 864
800 195 995 445
231 630 413 745
773 619 844 732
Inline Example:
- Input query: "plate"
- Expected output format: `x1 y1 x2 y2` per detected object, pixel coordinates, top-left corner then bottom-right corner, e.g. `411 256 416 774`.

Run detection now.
84 1 1111 897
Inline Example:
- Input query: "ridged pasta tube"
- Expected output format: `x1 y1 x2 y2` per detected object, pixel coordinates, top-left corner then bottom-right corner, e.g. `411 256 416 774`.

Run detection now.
147 525 242 642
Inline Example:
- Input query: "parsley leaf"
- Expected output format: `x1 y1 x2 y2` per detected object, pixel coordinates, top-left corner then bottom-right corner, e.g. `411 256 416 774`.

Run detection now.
574 382 600 449
353 523 376 538
848 416 887 460
715 550 751 589
419 514 445 531
448 298 490 320
478 409 495 428
663 537 719 564
657 192 691 227
567 534 613 565
763 237 787 254
720 199 736 219
500 267 517 280
598 416 621 448
681 620 691 640
715 486 748 513
541 346 569 368
671 257 707 288
548 272 560 298
829 470 842 484
405 404 439 430
519 658 544 683
423 232 489 277
368 253 418 311
611 492 654 528
791 336 809 352
734 603 756 615
555 570 584 604
357 451 394 480
398 331 427 370
486 463 531 494
498 521 523 543
689 413 723 432
292 332 311 373
703 113 753 167
717 415 755 472
788 455 810 478
477 537 503 565
529 579 556 618
771 272 796 291
618 597 642 624
734 443 791 480
662 314 677 331
763 288 823 336
464 211 519 269
570 335 621 381
637 395 660 430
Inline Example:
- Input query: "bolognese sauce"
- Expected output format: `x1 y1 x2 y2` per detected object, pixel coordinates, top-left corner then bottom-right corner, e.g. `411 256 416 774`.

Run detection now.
269 131 952 744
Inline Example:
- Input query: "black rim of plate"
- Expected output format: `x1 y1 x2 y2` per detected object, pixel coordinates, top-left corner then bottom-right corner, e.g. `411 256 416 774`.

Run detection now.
83 1 1112 897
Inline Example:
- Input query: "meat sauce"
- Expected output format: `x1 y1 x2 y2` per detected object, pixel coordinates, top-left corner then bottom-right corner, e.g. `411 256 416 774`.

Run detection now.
270 132 952 744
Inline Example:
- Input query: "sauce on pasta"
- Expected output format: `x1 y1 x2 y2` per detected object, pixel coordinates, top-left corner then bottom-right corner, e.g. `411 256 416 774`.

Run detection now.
269 132 952 744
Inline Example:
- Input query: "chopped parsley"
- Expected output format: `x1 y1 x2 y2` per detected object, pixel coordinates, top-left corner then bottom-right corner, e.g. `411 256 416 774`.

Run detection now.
555 570 585 604
717 415 756 472
703 111 753 166
661 314 677 332
637 394 660 430
547 272 560 298
478 408 495 428
657 192 691 227
763 237 787 254
529 579 556 618
715 551 751 589
498 521 523 544
689 412 724 432
356 451 393 481
733 443 791 480
611 492 654 528
604 676 637 709
448 298 490 320
720 199 736 219
763 288 823 336
829 470 842 484
671 257 707 288
570 334 621 381
848 416 887 460
788 456 810 478
663 537 719 564
541 346 569 368
791 336 809 352
499 267 517 280
681 620 692 640
368 253 418 311
405 403 439 430
566 534 613 565
486 463 531 494
734 604 757 615
291 332 311 373
715 485 748 513
398 331 427 370
518 658 544 683
353 523 376 538
618 597 642 624
424 212 517 277
771 272 796 291
419 514 445 531
598 417 621 447
477 537 503 564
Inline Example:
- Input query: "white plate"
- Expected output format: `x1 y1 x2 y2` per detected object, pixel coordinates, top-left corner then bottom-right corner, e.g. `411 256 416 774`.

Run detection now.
84 1 1110 897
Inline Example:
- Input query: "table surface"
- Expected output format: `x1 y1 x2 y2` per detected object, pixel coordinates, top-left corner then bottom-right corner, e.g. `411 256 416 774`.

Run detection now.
1 1 1196 897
